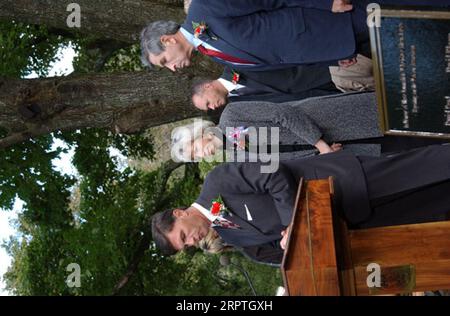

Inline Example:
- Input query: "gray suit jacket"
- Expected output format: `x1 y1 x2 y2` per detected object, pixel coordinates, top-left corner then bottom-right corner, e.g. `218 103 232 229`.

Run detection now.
219 92 383 159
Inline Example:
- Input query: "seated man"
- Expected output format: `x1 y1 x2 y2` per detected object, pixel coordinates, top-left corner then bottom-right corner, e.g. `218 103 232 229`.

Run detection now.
152 144 450 264
192 65 341 111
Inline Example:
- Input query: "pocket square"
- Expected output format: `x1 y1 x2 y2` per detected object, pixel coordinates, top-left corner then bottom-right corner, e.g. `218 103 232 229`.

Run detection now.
244 204 253 221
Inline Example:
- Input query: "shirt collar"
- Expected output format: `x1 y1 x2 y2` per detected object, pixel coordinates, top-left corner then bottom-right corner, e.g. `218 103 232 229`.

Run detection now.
180 27 203 49
191 202 217 223
218 78 245 96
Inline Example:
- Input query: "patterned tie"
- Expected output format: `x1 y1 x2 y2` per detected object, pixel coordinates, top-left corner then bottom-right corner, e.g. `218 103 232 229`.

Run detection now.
213 217 241 229
197 45 257 65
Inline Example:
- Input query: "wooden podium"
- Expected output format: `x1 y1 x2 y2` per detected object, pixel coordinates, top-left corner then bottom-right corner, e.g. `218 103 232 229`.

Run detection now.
281 178 450 296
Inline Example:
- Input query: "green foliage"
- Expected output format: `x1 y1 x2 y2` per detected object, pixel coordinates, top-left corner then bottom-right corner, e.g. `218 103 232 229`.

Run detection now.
198 157 224 179
104 45 144 72
0 21 63 77
72 40 143 73
3 156 282 296
0 135 76 228
0 17 281 297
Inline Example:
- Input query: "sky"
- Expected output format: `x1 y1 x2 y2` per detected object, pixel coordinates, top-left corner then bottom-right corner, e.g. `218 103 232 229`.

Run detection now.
0 45 77 296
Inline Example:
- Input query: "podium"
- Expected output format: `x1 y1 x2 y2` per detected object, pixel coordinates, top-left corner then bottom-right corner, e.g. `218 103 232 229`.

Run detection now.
281 178 450 296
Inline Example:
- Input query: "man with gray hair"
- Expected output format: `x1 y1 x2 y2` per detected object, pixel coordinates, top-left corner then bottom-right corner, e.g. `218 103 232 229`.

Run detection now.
140 0 448 72
140 0 359 72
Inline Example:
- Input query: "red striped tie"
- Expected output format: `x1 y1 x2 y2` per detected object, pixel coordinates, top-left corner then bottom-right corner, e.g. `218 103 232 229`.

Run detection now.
197 45 256 65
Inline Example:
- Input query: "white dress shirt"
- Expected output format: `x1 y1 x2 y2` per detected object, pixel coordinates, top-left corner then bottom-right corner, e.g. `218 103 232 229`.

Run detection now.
179 27 256 67
217 78 245 97
191 202 219 227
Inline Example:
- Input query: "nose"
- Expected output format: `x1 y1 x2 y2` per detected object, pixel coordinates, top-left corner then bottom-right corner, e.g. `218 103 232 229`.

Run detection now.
168 64 177 72
186 235 197 246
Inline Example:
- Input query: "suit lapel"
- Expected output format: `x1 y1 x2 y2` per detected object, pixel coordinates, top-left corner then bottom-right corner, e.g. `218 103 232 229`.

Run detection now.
222 68 284 95
220 199 273 237
239 76 284 94
183 17 265 65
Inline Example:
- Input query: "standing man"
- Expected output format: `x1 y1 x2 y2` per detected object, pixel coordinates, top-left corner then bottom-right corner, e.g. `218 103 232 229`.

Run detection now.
140 0 449 72
152 144 450 259
191 65 341 111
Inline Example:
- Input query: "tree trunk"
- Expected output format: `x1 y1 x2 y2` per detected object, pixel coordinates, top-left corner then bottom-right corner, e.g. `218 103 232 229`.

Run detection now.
0 70 204 148
0 0 186 44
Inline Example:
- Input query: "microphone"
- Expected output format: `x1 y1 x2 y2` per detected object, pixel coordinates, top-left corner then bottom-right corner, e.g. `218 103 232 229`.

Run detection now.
219 255 257 296
219 254 231 267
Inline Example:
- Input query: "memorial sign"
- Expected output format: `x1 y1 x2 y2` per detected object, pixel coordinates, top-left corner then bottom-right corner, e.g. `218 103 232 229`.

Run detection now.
370 9 450 138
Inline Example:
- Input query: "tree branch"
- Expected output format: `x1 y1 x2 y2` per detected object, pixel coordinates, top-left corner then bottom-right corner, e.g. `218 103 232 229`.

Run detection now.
112 160 183 295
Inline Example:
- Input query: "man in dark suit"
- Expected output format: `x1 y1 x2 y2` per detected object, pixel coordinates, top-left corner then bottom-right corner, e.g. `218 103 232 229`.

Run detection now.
191 66 340 111
152 144 450 263
140 0 448 71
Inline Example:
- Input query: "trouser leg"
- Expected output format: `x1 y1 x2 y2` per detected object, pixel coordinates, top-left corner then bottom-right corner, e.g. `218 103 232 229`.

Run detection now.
355 144 450 228
379 136 450 154
356 180 450 228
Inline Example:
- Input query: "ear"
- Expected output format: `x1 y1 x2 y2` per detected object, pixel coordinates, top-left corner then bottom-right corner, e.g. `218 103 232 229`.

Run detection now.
173 208 188 218
160 35 177 47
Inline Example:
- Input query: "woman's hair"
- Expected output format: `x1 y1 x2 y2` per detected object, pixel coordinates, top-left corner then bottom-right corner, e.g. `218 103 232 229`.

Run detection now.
197 228 232 254
171 119 216 162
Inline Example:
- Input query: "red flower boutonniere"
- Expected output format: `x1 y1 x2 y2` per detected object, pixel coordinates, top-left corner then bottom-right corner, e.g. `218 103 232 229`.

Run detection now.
210 195 229 217
192 21 207 38
231 71 240 85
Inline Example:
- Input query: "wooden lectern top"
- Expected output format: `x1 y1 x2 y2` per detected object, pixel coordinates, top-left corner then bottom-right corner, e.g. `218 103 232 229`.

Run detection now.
281 178 450 296
281 177 343 296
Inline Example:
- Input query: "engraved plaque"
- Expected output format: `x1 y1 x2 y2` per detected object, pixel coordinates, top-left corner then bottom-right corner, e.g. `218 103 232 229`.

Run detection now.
370 9 450 138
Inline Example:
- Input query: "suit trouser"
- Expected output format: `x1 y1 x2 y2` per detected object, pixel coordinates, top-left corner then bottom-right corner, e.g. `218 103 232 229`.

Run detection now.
355 144 450 229
356 180 450 228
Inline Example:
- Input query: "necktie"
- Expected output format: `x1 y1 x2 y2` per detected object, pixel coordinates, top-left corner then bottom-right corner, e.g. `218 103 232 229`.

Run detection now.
230 86 263 96
213 217 241 229
197 45 257 65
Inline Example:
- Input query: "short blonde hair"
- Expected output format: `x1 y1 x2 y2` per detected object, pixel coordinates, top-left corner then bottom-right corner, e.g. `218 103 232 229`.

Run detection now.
198 228 232 254
171 119 216 162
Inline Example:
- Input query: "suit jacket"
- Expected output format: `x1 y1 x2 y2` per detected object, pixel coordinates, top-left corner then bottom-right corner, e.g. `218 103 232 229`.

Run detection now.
240 242 284 267
237 143 450 265
183 0 355 69
195 151 370 248
195 144 450 250
219 92 384 158
222 66 340 103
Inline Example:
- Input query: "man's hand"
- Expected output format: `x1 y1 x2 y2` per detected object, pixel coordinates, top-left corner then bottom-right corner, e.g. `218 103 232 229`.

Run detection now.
332 0 353 13
280 225 291 250
338 57 358 68
330 143 343 152
315 139 342 155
